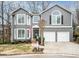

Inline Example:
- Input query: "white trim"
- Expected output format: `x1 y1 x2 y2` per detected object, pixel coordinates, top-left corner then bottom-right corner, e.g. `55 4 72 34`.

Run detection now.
51 10 62 25
32 25 72 28
26 29 30 39
17 28 26 39
45 26 72 28
27 15 31 25
32 25 39 28
17 14 26 25
71 14 73 26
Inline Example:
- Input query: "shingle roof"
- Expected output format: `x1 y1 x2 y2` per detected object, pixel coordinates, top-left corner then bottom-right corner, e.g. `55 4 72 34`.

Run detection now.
11 7 32 16
40 3 71 15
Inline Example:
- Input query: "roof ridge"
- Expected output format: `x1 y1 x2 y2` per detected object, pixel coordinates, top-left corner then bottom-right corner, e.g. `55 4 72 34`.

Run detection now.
40 3 71 15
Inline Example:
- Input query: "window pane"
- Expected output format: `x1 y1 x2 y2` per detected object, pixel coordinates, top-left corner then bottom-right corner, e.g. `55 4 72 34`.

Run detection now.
18 15 22 23
57 16 60 24
21 30 24 37
18 14 24 24
27 30 29 38
18 30 25 38
21 16 24 23
33 16 40 22
52 16 56 24
18 30 21 38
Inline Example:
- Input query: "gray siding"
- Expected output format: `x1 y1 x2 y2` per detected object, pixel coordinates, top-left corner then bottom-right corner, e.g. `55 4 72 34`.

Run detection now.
41 6 71 26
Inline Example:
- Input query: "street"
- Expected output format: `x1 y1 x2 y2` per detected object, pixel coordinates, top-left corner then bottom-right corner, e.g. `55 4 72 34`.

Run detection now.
0 54 79 58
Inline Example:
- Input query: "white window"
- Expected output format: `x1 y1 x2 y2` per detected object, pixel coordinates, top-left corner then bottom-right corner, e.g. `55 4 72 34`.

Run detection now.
33 15 40 23
27 15 31 25
51 10 61 25
27 29 30 39
17 14 26 25
17 28 25 39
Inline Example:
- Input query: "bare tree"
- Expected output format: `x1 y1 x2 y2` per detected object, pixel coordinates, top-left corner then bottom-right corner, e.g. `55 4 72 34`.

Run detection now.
27 1 41 14
38 19 45 45
1 1 4 43
73 1 79 25
0 1 22 42
42 1 50 10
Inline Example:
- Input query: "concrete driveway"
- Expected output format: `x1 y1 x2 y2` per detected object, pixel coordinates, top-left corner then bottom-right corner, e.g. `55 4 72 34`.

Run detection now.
44 42 79 56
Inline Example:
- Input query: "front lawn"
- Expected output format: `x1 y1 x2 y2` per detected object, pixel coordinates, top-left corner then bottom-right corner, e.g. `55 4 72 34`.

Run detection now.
0 43 34 55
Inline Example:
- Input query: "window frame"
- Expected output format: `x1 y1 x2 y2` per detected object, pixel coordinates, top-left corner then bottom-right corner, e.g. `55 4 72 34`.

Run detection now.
17 14 26 25
51 10 62 25
17 28 26 39
27 15 31 25
26 29 30 39
33 15 40 23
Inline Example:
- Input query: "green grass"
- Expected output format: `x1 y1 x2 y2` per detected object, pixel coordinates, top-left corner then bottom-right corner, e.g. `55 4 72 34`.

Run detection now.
15 44 31 52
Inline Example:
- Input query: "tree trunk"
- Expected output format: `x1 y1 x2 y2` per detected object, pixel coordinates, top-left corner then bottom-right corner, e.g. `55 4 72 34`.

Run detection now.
40 29 44 45
1 1 4 43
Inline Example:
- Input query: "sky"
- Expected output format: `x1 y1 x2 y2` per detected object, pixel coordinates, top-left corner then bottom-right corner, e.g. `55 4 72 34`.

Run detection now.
3 1 76 13
50 1 75 9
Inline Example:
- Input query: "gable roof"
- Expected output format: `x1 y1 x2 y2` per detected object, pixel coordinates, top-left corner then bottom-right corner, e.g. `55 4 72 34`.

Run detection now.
11 8 32 16
40 3 71 15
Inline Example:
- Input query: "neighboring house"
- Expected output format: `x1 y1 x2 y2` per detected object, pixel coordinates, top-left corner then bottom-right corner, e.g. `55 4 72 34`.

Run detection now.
0 19 11 40
11 4 73 42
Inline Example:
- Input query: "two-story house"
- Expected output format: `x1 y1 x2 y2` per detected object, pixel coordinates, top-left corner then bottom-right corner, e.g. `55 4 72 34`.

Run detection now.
11 4 73 42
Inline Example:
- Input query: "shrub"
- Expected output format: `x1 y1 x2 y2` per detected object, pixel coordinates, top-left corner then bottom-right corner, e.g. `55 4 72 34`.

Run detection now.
38 36 45 45
0 39 3 44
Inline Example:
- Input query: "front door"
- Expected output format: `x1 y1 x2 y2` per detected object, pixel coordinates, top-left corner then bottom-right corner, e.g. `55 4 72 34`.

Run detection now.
33 28 39 38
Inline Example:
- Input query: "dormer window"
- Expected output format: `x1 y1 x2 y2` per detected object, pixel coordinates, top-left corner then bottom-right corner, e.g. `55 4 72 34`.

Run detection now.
17 14 26 25
51 10 62 25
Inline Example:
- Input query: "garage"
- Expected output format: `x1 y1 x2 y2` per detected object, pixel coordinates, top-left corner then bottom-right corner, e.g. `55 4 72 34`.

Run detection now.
44 32 56 42
44 31 70 42
57 32 70 42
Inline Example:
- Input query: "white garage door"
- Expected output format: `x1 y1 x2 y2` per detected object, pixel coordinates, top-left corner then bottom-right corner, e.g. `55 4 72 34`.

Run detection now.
57 32 69 42
44 32 56 42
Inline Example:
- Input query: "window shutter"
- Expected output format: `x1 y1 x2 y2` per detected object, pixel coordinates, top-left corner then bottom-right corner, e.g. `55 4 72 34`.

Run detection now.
61 15 63 24
49 15 51 24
